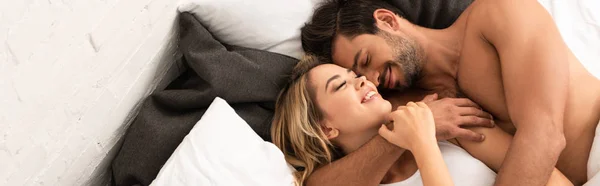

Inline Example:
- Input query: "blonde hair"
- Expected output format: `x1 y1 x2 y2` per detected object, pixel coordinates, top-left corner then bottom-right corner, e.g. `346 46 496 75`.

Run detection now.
271 55 339 186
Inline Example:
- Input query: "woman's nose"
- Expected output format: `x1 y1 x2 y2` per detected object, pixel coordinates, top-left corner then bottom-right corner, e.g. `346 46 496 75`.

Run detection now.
355 76 366 90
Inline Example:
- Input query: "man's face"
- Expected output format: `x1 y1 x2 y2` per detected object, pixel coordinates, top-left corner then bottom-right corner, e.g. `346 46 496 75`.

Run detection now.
331 31 422 91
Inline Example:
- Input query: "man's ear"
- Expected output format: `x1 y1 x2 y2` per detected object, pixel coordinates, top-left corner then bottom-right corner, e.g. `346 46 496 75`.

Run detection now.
373 9 400 32
320 121 339 140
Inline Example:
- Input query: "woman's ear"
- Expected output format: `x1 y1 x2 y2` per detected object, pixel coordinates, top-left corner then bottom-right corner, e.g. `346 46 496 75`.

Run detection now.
320 121 339 140
373 9 400 32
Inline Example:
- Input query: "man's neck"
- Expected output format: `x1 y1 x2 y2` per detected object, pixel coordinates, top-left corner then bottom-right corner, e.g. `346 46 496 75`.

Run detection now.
413 25 464 91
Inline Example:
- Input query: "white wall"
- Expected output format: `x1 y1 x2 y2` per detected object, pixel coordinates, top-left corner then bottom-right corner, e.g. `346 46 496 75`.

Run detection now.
0 0 182 185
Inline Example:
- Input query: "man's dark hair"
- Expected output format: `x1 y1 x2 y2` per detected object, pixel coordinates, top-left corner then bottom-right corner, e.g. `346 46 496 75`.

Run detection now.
301 0 404 62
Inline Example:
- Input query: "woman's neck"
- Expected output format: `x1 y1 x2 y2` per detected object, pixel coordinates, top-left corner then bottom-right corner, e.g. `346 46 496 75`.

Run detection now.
337 130 380 154
381 151 419 184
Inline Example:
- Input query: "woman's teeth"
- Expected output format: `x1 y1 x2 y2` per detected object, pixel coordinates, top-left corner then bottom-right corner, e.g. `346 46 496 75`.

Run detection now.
363 91 377 103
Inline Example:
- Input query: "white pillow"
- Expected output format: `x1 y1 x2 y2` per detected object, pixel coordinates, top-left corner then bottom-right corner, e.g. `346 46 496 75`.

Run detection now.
177 0 324 59
151 97 295 186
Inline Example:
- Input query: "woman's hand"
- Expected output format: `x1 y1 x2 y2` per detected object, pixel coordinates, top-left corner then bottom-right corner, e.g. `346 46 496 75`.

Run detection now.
378 102 437 151
379 101 454 186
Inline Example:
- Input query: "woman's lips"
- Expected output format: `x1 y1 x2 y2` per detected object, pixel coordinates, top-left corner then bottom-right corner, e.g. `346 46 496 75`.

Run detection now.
362 90 378 103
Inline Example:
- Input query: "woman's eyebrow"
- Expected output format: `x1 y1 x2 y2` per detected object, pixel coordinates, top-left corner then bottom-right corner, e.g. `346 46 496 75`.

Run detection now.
325 74 341 91
325 70 353 92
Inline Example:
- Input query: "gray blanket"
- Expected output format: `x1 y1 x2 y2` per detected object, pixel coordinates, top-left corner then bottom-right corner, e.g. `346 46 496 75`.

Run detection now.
111 0 473 185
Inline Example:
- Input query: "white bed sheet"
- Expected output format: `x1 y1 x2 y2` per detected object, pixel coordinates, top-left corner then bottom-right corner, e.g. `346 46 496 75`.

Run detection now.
539 0 600 78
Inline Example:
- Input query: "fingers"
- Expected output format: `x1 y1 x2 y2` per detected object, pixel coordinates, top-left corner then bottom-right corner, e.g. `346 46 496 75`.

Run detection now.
455 128 486 142
379 124 394 141
395 106 407 111
415 102 432 116
388 108 405 123
459 107 492 119
452 98 481 109
400 101 425 109
421 93 438 103
406 102 418 107
406 102 418 114
385 121 394 130
459 116 494 128
415 102 429 110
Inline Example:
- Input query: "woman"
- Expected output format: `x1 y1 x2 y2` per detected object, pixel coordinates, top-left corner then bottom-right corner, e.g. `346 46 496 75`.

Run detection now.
271 55 572 186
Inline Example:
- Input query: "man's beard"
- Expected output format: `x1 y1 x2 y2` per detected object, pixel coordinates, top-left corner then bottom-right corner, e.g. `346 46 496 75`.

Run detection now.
378 31 423 91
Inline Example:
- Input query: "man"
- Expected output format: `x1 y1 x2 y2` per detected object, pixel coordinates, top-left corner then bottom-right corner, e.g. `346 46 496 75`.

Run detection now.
301 0 600 185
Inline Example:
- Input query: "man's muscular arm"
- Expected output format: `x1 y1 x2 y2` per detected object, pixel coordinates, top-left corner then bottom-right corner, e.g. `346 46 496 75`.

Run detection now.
455 126 573 186
476 0 569 185
306 136 403 186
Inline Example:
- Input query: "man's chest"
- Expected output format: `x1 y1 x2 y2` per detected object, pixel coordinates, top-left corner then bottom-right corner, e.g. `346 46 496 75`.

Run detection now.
455 31 513 128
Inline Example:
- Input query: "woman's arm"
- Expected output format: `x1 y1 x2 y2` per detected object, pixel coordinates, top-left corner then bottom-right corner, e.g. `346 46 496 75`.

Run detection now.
454 123 573 186
412 140 454 186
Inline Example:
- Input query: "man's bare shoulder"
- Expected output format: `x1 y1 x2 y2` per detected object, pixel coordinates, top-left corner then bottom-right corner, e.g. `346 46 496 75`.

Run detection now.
464 0 548 44
461 0 502 32
469 0 540 15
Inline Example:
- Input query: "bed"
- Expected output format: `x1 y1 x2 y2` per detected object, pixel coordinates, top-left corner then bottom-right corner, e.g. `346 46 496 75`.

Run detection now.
538 0 600 79
111 0 600 185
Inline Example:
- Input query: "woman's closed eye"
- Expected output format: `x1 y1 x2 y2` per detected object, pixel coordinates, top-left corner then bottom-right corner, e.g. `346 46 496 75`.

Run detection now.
336 81 347 91
335 74 362 91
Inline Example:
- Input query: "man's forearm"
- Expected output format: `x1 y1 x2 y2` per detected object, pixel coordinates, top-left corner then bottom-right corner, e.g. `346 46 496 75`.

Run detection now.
306 135 404 186
495 127 566 186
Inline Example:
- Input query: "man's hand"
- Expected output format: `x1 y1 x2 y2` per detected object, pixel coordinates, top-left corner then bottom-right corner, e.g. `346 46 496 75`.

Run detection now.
421 93 494 142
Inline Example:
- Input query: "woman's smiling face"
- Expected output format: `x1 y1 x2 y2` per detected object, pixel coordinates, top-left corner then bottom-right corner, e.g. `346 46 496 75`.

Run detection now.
308 64 392 151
